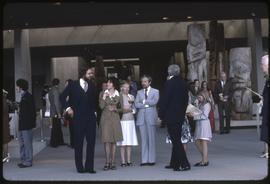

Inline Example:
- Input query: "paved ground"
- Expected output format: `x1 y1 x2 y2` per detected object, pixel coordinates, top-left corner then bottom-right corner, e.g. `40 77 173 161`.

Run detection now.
2 124 268 181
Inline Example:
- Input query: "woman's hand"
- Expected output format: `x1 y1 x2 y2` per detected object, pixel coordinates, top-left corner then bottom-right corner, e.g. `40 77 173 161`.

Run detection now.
103 92 109 100
108 105 116 112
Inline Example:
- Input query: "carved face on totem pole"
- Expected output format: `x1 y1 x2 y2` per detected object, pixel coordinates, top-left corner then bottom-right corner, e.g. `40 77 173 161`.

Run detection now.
187 24 207 82
229 47 252 119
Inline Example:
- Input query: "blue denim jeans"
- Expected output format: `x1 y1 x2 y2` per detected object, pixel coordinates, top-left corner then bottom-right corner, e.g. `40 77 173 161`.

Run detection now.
18 130 33 166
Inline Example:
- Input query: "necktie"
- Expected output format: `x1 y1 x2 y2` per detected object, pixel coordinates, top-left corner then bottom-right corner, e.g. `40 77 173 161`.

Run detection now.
145 88 148 99
84 81 88 92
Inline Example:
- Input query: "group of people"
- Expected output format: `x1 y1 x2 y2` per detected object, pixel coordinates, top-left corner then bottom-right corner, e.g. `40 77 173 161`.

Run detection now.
187 71 233 135
55 64 213 173
4 54 268 174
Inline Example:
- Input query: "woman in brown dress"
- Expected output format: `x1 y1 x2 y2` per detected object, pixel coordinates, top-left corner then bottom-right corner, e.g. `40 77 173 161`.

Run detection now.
99 77 123 170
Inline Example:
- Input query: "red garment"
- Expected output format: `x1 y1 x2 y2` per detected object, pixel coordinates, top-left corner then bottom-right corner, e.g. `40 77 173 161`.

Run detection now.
209 110 215 132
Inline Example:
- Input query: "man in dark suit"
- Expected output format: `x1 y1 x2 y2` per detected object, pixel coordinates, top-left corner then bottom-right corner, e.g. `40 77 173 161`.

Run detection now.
60 68 97 174
213 72 233 134
159 64 191 171
260 54 269 158
16 79 36 168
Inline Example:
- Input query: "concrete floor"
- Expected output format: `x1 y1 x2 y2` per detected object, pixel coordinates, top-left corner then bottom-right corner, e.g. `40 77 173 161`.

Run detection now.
2 124 268 181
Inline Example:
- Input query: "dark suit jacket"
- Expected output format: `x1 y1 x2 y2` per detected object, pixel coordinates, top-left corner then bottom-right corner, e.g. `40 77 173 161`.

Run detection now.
159 76 189 124
60 80 97 125
213 79 233 104
19 91 36 131
262 78 269 126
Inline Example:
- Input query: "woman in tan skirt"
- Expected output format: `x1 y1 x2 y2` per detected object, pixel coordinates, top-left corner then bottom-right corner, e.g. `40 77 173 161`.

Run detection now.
99 77 123 170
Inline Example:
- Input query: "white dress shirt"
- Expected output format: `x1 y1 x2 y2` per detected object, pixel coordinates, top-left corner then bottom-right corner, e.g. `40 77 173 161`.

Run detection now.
80 78 88 92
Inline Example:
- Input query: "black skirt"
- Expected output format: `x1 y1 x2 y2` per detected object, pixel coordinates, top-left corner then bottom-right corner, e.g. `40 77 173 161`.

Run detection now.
50 117 65 147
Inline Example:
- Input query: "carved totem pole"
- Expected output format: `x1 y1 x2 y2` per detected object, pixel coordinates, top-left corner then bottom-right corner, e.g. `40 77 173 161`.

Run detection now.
187 23 207 82
229 47 253 120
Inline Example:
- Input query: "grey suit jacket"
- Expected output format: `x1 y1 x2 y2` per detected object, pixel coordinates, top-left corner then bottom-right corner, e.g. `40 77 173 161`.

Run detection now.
135 87 159 126
48 86 62 117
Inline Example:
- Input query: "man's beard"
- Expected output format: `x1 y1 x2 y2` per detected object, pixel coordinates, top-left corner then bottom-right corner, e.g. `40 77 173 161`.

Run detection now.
83 76 90 82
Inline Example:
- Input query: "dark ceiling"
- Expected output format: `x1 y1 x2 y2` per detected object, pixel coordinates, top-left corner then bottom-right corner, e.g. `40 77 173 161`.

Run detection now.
3 2 268 30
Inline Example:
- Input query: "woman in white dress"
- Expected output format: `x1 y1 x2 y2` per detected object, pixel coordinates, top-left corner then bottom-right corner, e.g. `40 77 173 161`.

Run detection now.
117 82 138 167
187 92 212 167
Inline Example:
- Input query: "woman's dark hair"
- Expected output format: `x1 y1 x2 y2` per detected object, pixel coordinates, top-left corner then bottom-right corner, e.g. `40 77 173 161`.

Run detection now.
107 77 119 90
201 80 210 90
52 78 60 86
16 79 29 91
66 79 73 85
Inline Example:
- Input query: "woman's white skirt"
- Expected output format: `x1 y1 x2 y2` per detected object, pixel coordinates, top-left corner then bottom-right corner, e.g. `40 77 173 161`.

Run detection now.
117 120 138 146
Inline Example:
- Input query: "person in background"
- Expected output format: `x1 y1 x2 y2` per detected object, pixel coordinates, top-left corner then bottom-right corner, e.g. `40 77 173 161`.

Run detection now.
99 77 123 170
213 72 233 134
49 78 65 148
187 92 212 167
190 79 200 106
200 81 216 132
135 75 159 166
117 82 138 167
188 80 200 135
63 79 74 148
259 54 269 159
127 75 138 98
16 79 36 168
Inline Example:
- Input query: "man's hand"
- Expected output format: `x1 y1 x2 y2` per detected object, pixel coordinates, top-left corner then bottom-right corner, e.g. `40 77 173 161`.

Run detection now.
186 112 194 118
67 108 74 118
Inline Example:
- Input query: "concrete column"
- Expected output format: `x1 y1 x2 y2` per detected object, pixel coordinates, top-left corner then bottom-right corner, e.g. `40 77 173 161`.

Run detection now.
50 57 80 91
246 18 264 94
14 29 32 102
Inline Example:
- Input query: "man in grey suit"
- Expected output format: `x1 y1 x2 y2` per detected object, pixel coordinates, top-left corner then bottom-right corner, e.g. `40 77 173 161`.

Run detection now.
135 75 159 166
49 78 65 147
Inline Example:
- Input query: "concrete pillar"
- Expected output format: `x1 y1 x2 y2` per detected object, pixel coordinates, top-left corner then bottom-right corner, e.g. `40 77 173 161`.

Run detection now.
246 18 264 94
50 57 80 91
14 29 32 102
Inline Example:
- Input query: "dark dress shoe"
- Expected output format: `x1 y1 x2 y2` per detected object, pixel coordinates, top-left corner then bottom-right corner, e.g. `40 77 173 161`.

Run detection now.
220 131 225 134
140 163 148 166
165 165 173 169
224 130 230 134
87 170 96 174
18 163 32 168
173 167 181 171
179 166 191 171
77 169 86 173
148 162 155 166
